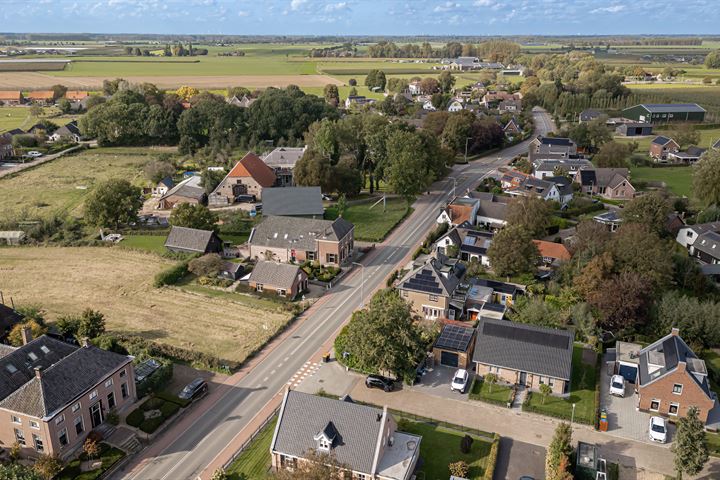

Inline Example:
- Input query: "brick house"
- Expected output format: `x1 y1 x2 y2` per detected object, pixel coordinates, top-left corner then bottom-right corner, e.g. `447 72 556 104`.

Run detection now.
472 318 574 395
248 261 308 299
397 257 463 320
636 328 715 423
0 334 135 459
574 168 635 200
248 216 354 267
25 91 55 105
210 152 276 205
0 135 14 160
271 390 421 480
0 91 23 106
649 136 680 161
157 175 206 210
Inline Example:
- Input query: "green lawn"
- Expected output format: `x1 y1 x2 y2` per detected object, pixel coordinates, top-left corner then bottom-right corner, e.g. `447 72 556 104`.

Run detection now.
178 281 286 312
0 106 62 133
324 197 410 242
630 166 693 197
399 419 495 480
707 431 720 458
121 234 167 254
226 418 277 480
469 377 514 406
56 443 126 480
703 349 720 392
523 345 598 425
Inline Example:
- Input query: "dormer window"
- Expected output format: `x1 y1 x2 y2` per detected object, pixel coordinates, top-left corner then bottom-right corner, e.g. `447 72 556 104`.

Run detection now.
318 437 331 451
313 421 338 452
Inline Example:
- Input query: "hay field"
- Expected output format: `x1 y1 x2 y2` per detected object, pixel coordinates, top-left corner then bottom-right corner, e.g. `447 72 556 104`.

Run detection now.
0 247 293 363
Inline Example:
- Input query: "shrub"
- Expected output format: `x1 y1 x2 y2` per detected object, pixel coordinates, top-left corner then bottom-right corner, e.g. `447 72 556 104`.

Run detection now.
155 391 191 407
136 360 173 398
126 409 144 428
154 260 190 287
482 437 500 480
142 397 165 411
460 434 474 454
160 401 180 418
449 460 469 477
140 416 164 434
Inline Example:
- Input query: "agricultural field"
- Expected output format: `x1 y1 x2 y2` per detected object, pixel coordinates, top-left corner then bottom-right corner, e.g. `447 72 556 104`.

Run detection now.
0 147 155 219
0 246 293 364
0 106 62 133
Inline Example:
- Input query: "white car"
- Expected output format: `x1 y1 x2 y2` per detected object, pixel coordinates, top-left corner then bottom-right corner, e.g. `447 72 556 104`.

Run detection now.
609 375 625 397
26 151 43 158
450 369 469 393
649 416 667 443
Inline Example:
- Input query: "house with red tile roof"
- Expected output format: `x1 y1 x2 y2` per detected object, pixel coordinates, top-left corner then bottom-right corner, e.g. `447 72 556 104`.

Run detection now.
209 152 277 205
0 91 23 106
533 240 572 267
25 91 55 104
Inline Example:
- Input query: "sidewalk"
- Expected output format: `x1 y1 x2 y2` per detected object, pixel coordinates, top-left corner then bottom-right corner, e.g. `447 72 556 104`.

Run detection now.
348 381 720 480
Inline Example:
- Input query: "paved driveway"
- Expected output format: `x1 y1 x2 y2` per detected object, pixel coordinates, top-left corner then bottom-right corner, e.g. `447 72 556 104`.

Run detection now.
599 365 674 446
410 365 471 401
494 437 545 480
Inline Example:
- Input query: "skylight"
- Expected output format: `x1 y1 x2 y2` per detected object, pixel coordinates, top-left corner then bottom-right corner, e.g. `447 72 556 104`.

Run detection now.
5 364 17 374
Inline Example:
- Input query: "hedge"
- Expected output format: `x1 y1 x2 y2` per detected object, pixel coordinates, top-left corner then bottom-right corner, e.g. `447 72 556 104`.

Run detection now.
126 408 144 428
154 259 190 287
140 416 164 434
481 435 501 480
160 401 180 418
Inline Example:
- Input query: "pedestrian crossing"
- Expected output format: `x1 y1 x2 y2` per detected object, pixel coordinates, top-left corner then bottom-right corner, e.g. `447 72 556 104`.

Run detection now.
287 361 321 389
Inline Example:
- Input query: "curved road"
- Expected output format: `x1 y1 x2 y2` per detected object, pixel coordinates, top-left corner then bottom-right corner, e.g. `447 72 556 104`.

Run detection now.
116 108 555 480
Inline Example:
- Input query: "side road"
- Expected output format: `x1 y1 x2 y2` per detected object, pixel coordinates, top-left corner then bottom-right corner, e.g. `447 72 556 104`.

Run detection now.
349 383 720 480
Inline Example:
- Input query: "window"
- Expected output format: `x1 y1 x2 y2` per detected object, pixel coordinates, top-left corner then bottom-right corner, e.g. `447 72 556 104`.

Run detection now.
669 403 679 416
89 390 98 400
318 438 330 451
356 474 367 480
326 253 337 264
14 428 25 446
429 294 438 302
58 428 68 447
650 399 660 411
280 455 297 469
30 421 39 430
672 384 683 395
72 403 80 413
121 382 129 399
256 283 264 293
107 392 116 410
55 414 65 425
548 377 555 387
105 378 113 388
32 434 43 452
119 369 127 378
422 306 439 319
277 289 286 297
11 415 21 424
306 251 316 261
74 416 84 435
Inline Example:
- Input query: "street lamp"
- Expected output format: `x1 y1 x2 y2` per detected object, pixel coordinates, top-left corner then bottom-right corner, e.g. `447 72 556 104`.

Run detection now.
446 176 457 198
571 402 576 427
352 262 365 308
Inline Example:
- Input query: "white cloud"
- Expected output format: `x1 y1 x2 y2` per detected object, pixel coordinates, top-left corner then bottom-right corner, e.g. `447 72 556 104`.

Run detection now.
590 4 625 13
237 10 249 16
324 2 348 12
474 0 493 5
433 1 459 12
290 0 307 10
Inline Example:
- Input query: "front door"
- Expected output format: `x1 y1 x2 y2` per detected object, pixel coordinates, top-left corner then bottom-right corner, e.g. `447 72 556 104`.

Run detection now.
90 401 104 428
519 371 527 386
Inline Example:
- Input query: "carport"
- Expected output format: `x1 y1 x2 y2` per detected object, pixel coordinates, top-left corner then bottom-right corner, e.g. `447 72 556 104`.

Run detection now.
432 324 476 369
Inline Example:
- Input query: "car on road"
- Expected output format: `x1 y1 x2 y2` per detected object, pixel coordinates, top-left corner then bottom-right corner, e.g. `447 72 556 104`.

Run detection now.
178 378 208 402
609 374 626 397
365 374 395 392
450 369 469 393
26 151 43 158
649 416 668 443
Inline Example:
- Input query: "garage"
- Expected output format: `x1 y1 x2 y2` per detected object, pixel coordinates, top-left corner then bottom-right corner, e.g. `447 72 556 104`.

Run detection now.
618 364 637 384
440 351 459 367
432 324 476 369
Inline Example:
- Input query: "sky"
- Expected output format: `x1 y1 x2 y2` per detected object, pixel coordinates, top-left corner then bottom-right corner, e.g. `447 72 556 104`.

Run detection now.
0 0 718 36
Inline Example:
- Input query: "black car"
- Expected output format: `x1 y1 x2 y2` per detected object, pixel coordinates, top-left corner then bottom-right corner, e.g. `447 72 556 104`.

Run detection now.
178 378 208 401
365 375 394 392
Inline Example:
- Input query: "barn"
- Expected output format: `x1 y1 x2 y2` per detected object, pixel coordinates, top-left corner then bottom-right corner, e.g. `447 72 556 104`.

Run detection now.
621 103 706 124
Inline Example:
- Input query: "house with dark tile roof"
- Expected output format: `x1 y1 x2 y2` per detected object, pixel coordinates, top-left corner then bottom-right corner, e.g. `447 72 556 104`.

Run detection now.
579 109 602 123
271 390 421 480
157 175 206 210
248 261 308 299
164 226 223 254
435 227 493 265
209 152 277 205
248 216 354 267
649 136 680 161
636 328 715 423
261 186 324 218
397 257 464 320
0 334 135 458
574 168 635 200
473 318 574 395
261 146 307 186
667 146 707 164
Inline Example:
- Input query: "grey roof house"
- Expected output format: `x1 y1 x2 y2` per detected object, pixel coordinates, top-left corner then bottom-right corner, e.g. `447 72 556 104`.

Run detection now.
164 226 223 254
473 318 574 394
262 146 307 187
247 261 308 298
271 390 421 480
261 186 324 218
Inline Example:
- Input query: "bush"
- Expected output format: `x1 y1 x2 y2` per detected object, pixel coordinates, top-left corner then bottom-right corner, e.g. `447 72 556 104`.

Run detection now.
136 360 173 398
126 408 144 428
155 391 191 407
449 461 469 478
482 437 501 480
160 401 180 418
140 416 164 434
142 397 165 411
154 260 190 287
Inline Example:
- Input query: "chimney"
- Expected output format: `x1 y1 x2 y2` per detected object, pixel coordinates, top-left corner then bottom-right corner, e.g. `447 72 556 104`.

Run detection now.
82 337 91 348
21 326 32 345
34 367 42 379
671 327 680 337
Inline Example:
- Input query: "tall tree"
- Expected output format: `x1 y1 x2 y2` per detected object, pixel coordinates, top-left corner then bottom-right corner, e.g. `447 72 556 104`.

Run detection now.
438 71 456 93
621 192 671 236
84 179 142 229
672 406 708 479
384 130 431 199
169 204 218 232
673 124 700 149
323 84 340 107
487 226 540 277
592 141 635 168
76 309 106 339
693 150 720 207
609 223 673 290
506 195 552 238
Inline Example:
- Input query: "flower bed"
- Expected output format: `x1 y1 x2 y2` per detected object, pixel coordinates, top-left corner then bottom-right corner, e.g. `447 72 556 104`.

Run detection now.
56 443 125 480
126 392 186 434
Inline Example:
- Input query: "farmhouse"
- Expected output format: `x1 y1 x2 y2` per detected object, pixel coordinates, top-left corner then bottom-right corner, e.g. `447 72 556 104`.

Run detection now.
248 261 308 299
575 168 635 200
48 121 81 143
164 226 223 254
622 103 706 124
473 318 574 395
210 152 276 204
271 390 421 480
649 136 680 161
157 175 206 209
0 334 136 459
248 215 354 267
64 91 88 101
0 91 23 106
261 186 324 218
25 91 54 105
579 109 602 123
261 146 307 187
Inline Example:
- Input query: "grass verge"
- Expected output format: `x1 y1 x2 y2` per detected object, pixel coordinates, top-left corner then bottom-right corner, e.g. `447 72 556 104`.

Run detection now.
469 377 514 407
226 417 277 480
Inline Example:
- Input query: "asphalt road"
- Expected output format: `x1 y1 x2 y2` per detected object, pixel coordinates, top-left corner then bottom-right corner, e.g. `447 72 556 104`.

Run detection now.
117 108 555 480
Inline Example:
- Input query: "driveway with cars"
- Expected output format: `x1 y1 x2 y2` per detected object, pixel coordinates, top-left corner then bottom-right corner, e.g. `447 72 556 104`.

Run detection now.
410 364 471 400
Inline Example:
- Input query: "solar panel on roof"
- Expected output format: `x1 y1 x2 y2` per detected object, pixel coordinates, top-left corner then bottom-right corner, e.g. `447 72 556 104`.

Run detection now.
435 325 474 351
483 321 569 349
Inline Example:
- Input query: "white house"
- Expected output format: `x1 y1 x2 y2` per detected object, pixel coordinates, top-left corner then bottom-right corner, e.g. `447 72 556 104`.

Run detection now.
447 99 464 112
676 222 720 249
423 100 437 111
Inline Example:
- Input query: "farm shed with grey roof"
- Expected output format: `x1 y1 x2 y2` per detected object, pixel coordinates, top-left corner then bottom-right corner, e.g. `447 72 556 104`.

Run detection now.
164 226 223 254
622 103 706 123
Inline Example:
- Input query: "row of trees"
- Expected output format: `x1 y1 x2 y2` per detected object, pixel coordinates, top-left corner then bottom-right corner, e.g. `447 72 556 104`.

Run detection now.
367 40 521 64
